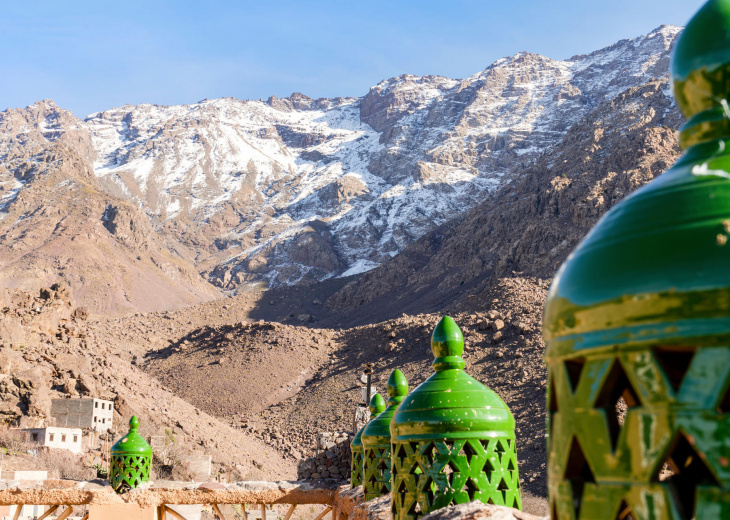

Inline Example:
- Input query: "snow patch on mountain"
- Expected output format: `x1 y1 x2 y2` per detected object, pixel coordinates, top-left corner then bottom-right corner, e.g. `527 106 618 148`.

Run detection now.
0 25 682 290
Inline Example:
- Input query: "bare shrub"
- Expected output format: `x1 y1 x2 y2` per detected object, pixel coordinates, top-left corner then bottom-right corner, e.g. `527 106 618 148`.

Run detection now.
0 426 33 453
153 440 194 481
36 449 94 480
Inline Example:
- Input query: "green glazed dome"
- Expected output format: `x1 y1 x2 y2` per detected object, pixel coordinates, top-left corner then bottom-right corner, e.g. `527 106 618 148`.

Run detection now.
391 316 514 441
350 393 386 488
111 416 152 457
362 370 409 442
361 369 409 501
544 0 730 359
672 0 730 148
544 2 730 518
109 416 152 493
391 317 521 519
352 393 386 449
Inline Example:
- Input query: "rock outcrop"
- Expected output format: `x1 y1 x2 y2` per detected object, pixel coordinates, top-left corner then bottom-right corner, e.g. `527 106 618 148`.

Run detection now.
0 26 684 297
326 79 683 323
0 103 220 314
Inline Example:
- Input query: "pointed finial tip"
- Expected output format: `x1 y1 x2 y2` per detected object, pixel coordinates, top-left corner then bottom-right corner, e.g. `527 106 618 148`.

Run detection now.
432 316 463 343
129 416 139 430
387 369 409 397
671 0 730 147
369 393 386 415
431 315 464 361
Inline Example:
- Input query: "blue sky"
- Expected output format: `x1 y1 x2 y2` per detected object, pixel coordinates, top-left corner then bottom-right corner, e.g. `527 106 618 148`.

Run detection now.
1 0 704 118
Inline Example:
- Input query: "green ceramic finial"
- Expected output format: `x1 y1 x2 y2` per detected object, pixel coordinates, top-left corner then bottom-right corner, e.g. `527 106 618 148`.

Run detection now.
109 416 152 493
391 317 520 517
369 393 386 415
542 2 730 518
431 316 465 371
672 0 730 148
362 369 410 501
386 369 409 405
351 393 386 488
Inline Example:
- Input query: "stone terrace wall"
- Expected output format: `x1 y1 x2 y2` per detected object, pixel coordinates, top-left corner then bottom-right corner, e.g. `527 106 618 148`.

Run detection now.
298 432 352 481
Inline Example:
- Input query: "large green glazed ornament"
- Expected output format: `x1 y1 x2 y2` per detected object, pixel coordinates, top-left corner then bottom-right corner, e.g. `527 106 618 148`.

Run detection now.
351 393 387 488
544 1 730 518
109 416 153 493
391 316 521 520
362 369 409 501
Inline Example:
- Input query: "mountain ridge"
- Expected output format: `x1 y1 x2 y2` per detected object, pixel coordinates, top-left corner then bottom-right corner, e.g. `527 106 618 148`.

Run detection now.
0 25 682 313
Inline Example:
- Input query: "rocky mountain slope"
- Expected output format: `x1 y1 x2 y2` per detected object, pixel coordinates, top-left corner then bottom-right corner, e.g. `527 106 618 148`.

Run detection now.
0 24 689 516
81 276 550 512
0 284 292 481
325 78 683 324
0 26 682 306
0 101 221 314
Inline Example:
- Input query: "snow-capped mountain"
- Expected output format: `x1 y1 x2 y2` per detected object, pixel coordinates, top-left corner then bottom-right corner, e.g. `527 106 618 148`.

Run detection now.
0 25 682 293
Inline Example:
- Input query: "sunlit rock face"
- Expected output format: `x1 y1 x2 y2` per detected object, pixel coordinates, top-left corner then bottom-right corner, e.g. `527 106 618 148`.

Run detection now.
0 26 681 291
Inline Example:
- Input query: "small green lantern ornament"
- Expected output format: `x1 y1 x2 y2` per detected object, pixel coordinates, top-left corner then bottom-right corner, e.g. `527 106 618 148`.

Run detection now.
544 1 730 518
391 316 521 520
361 369 409 501
109 416 152 493
351 393 387 488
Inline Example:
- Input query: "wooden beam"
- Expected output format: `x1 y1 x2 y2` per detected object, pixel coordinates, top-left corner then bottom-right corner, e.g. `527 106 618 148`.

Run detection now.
240 504 248 520
158 505 166 520
260 504 266 520
313 506 332 520
80 513 89 520
212 503 227 520
12 504 21 520
163 506 189 520
36 505 60 520
283 504 297 520
56 506 74 520
0 480 339 506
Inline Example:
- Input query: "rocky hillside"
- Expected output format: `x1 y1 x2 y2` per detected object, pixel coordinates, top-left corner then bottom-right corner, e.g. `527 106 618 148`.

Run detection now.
0 284 293 480
325 78 683 324
0 101 221 314
81 275 551 511
0 25 682 305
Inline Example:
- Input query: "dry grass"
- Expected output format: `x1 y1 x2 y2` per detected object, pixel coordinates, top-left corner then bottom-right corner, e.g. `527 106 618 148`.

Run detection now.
36 449 94 480
0 426 33 454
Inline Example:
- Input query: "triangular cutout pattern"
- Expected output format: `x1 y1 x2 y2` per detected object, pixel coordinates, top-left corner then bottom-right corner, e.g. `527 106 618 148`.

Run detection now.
461 441 476 464
615 500 634 520
564 437 595 520
565 357 586 393
593 358 642 452
653 346 696 393
423 441 436 465
423 476 435 507
652 431 720 520
465 477 479 500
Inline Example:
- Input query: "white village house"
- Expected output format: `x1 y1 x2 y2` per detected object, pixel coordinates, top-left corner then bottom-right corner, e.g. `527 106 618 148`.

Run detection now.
50 397 114 432
20 427 83 454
